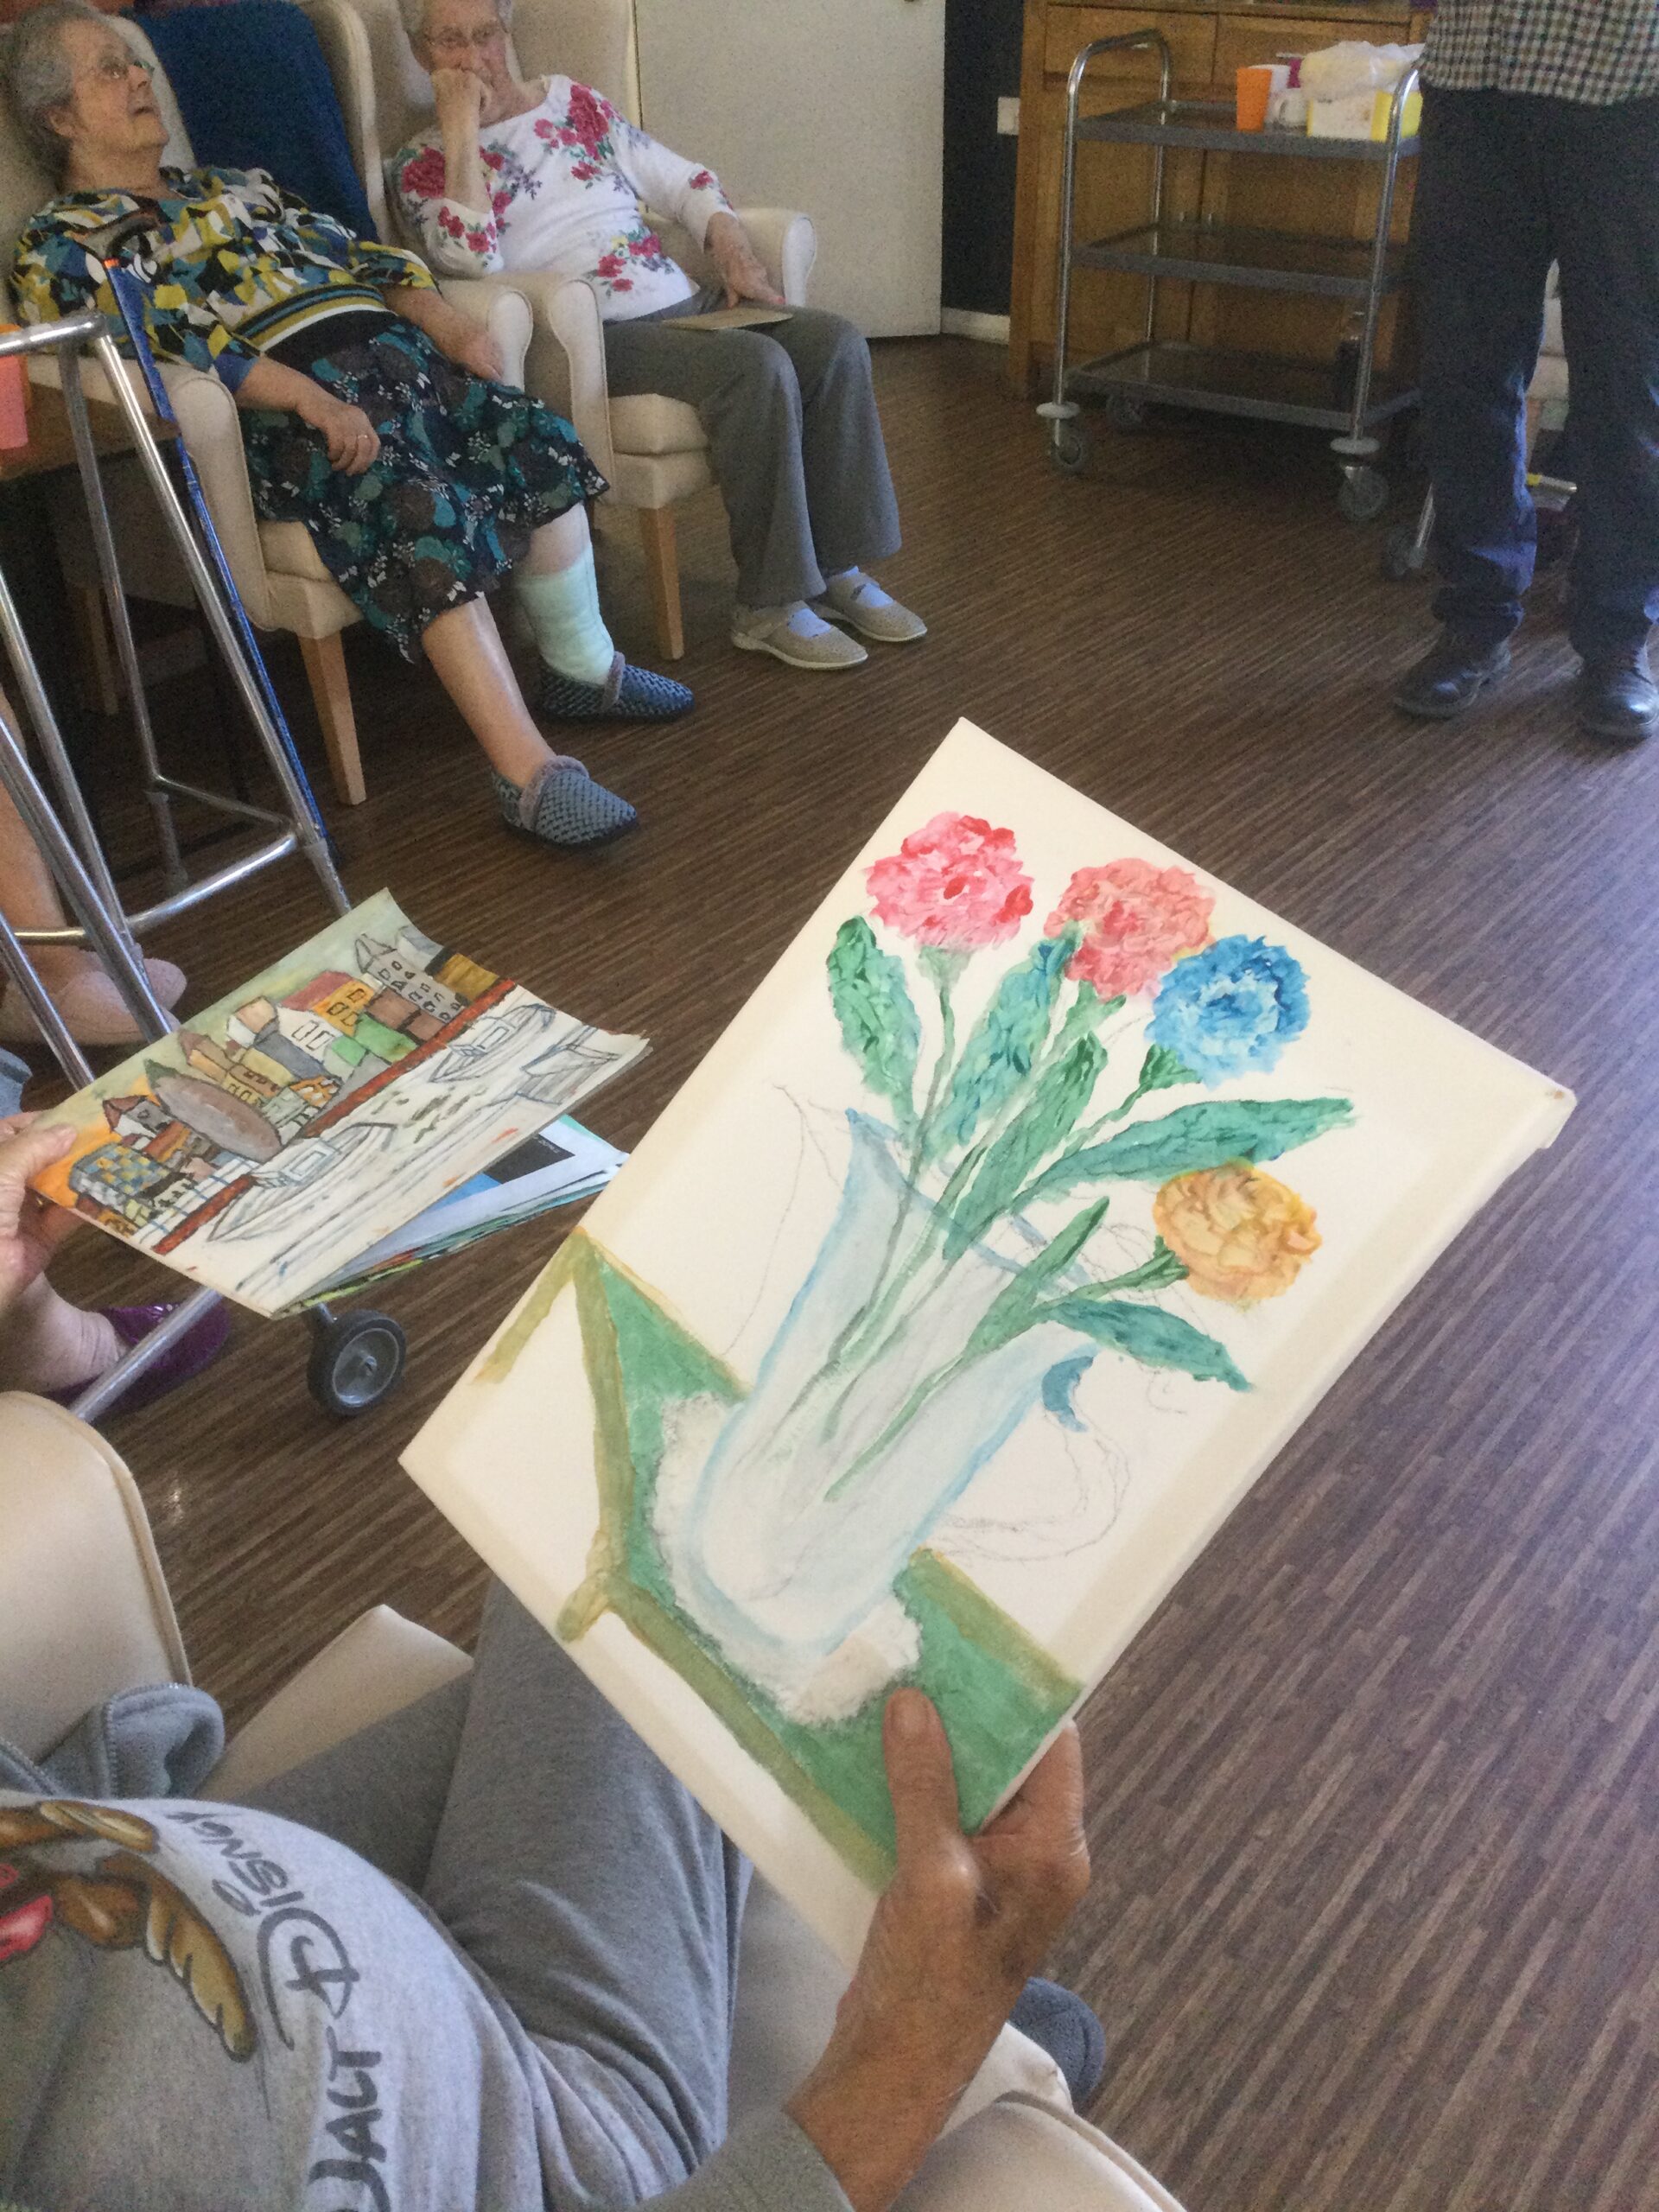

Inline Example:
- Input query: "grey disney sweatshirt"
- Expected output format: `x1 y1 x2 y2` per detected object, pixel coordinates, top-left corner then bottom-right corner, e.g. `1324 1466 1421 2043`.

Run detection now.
0 1790 851 2212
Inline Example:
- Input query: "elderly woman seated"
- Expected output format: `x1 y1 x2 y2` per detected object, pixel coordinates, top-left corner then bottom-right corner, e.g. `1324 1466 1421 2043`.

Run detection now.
388 0 925 672
4 0 696 853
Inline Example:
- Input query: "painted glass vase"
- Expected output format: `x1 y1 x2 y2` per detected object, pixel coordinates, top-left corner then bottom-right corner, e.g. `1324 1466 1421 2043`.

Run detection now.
656 1112 1093 1707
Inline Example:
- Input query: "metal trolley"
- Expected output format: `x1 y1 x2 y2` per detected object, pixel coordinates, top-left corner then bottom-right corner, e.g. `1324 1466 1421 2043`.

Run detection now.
0 307 409 1421
1039 29 1422 518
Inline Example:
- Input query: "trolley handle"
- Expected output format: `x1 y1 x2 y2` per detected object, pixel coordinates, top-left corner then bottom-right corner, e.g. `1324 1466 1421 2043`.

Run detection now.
1044 29 1174 429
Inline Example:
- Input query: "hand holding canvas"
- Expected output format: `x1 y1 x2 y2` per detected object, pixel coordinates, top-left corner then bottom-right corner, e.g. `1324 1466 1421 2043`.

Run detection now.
704 211 786 310
786 1691 1090 2211
0 1117 77 1325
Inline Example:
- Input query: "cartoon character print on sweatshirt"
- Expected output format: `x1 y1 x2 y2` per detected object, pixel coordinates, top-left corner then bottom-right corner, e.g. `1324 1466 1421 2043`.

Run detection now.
0 1798 254 2058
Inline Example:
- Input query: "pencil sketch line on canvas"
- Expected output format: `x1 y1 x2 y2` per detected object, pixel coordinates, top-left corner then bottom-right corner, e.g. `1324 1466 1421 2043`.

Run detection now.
493 812 1357 1878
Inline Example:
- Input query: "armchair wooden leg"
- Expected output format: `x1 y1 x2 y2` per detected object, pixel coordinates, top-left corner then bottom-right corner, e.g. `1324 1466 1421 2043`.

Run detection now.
638 506 686 662
68 583 122 716
297 632 365 807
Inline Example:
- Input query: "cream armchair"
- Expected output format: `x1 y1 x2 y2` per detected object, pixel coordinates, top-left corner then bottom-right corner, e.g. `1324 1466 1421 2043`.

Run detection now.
304 0 816 658
0 1388 1190 2212
0 13 533 807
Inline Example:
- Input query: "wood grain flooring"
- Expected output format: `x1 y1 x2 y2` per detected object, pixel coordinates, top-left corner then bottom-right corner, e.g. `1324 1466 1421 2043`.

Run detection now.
27 340 1659 2212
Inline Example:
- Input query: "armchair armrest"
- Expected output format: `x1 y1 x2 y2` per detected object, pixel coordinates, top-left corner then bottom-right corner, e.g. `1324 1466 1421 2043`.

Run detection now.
733 208 817 306
439 276 534 390
512 268 616 480
28 349 274 627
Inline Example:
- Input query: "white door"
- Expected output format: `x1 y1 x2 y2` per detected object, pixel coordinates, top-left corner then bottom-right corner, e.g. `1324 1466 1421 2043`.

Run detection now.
634 0 944 338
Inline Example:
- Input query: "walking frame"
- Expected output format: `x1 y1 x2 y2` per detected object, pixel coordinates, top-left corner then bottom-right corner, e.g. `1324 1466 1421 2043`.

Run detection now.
0 298 407 1421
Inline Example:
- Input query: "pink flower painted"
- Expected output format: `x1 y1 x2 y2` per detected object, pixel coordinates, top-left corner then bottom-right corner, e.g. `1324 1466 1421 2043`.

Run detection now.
1046 860 1213 997
867 813 1033 954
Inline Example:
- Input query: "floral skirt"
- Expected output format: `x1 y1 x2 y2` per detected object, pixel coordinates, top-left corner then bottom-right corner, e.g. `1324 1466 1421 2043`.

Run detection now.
241 321 607 661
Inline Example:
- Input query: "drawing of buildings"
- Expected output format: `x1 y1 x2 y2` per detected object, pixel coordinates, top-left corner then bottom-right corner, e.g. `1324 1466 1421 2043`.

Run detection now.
355 933 466 1024
103 1094 171 1143
431 950 498 1005
69 1140 187 1229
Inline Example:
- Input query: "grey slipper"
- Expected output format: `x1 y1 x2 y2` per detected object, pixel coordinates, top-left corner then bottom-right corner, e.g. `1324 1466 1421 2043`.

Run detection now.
493 760 637 849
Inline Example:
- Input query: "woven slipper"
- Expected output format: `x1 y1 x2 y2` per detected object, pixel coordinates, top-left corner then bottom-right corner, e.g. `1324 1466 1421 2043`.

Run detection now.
494 761 638 849
539 652 693 722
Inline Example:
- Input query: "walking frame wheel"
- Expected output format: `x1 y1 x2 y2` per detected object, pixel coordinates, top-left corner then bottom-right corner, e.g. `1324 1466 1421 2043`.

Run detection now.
1103 391 1147 434
307 1306 408 1417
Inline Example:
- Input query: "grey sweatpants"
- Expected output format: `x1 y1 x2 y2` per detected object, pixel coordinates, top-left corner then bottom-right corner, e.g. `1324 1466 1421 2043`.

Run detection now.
250 1582 750 2202
603 286 902 607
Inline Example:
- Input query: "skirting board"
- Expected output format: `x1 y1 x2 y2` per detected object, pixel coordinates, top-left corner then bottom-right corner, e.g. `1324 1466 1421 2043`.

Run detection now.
940 308 1011 345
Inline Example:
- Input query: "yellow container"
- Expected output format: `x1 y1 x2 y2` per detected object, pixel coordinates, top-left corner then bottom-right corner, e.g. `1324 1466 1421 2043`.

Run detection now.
1370 86 1422 139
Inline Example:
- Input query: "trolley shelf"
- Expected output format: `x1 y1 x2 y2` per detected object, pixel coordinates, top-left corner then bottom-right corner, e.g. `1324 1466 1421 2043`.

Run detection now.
1072 221 1408 299
1076 99 1419 161
1069 341 1419 434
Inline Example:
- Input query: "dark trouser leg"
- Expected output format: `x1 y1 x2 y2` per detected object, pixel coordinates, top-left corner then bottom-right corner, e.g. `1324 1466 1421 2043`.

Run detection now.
759 308 902 581
419 1582 748 2203
605 315 822 604
1543 94 1659 662
1414 88 1554 650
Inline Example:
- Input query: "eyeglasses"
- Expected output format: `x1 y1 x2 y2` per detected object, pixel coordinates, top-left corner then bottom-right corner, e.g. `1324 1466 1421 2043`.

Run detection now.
426 24 506 54
79 53 154 87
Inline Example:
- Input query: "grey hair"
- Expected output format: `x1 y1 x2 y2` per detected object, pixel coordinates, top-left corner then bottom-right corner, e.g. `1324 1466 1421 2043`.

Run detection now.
3 0 118 182
397 0 513 45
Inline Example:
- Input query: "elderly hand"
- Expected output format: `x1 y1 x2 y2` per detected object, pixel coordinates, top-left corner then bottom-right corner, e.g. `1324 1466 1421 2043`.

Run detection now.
431 64 486 142
785 1691 1090 2211
0 1116 77 1325
296 388 382 475
704 211 785 310
448 324 505 383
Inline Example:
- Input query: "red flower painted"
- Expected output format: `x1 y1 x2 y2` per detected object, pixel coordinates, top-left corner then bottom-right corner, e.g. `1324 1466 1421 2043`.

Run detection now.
689 168 717 192
631 232 664 258
0 1862 52 1966
1046 859 1213 997
867 813 1033 953
481 147 505 172
594 251 626 279
570 160 600 182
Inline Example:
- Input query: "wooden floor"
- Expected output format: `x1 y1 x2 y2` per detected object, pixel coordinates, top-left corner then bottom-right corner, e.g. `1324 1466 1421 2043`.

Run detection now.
33 339 1658 2211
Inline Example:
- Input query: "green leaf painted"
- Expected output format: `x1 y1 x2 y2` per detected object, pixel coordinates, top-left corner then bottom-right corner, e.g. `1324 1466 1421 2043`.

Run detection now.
1137 1041 1195 1095
1045 1296 1249 1391
964 1195 1111 1360
945 1035 1108 1262
827 917 921 1136
931 931 1079 1158
1025 1096 1354 1205
1063 1239 1189 1299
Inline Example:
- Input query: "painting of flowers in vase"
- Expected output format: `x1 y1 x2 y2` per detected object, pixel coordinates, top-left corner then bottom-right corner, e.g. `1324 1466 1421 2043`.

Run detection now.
405 722 1572 1961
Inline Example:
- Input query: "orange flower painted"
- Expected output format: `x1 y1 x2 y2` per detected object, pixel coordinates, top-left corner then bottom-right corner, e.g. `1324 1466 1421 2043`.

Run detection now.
1153 1165 1320 1302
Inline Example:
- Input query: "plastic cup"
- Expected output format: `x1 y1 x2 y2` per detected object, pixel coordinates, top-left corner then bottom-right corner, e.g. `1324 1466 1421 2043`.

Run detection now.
1236 65 1275 130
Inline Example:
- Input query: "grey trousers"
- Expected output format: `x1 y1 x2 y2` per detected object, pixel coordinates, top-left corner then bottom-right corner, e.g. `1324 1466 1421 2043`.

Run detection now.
603 285 902 607
250 1581 748 2204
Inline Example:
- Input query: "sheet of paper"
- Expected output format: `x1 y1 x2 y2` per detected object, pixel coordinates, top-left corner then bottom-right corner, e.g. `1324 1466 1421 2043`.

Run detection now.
672 306 793 330
27 892 646 1314
404 721 1573 1964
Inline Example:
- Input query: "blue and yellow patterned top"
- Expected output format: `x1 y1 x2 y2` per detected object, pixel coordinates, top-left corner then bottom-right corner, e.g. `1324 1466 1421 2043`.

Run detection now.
12 166 435 391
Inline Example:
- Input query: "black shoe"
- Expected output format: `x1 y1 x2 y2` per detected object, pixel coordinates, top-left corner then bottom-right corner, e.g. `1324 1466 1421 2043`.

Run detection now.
1579 648 1659 744
1393 635 1512 721
1009 1977 1107 2105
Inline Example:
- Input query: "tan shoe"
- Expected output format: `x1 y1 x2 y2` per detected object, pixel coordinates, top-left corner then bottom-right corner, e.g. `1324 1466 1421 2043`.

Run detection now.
0 952 186 1046
811 570 927 644
732 601 868 671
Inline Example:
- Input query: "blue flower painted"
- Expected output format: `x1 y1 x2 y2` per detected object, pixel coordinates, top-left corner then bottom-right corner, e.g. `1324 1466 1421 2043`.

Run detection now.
1147 937 1310 1086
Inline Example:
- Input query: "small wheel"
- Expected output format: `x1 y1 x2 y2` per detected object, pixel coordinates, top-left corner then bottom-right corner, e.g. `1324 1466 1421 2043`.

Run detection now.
1381 522 1428 581
1051 423 1088 474
307 1308 407 1418
1338 466 1389 524
1103 391 1147 434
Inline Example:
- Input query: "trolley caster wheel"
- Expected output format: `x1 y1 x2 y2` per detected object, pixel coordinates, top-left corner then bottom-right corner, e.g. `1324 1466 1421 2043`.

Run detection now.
1103 392 1147 434
307 1308 407 1418
1338 466 1389 524
1381 523 1429 582
1051 423 1089 474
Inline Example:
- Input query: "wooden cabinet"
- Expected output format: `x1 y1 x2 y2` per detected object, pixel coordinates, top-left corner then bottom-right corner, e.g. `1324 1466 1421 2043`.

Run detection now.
1009 0 1431 392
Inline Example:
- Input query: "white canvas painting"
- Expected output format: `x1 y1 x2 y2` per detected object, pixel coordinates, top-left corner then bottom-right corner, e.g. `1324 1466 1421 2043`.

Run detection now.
404 721 1573 1963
